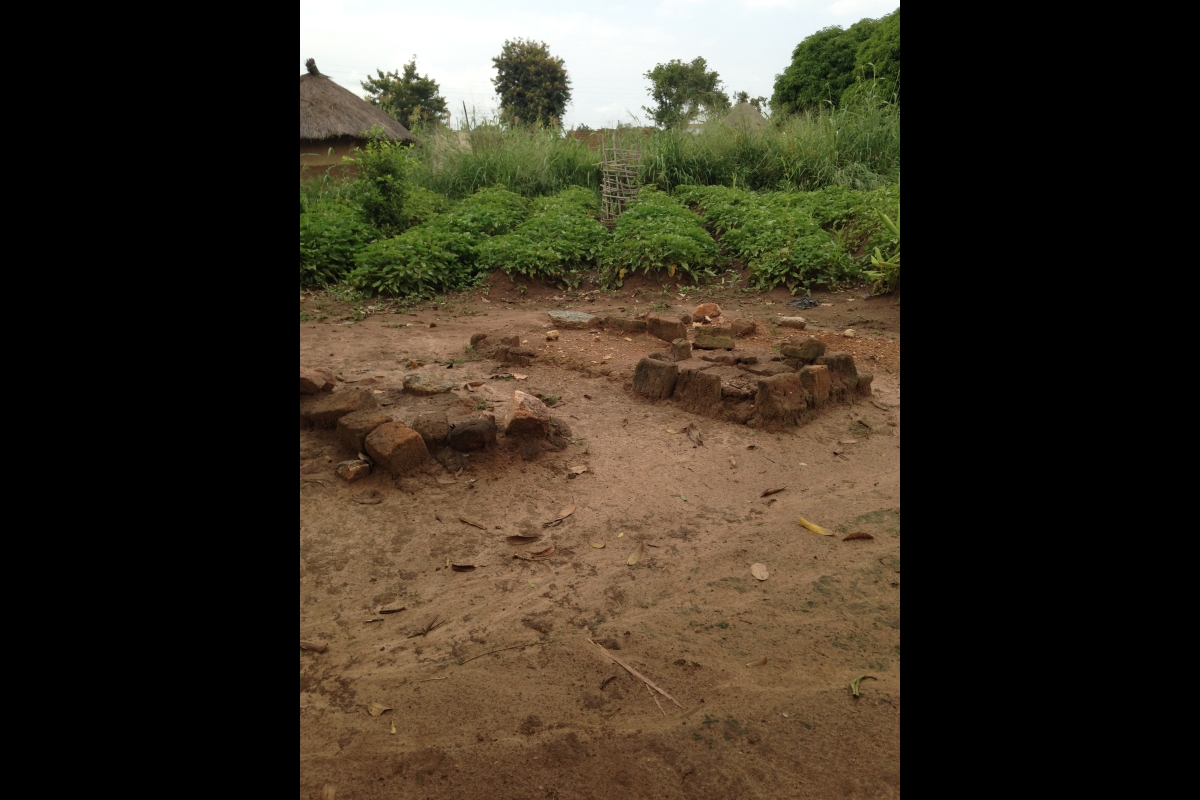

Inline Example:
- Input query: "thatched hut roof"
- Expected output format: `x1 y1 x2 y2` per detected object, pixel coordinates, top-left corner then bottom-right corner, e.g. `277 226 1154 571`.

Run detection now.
300 63 418 145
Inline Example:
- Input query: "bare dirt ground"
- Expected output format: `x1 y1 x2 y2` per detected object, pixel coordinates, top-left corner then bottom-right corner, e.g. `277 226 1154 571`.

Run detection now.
300 272 900 799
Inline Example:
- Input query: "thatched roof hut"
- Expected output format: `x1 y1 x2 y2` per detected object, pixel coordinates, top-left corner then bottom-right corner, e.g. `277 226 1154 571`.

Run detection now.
300 59 417 172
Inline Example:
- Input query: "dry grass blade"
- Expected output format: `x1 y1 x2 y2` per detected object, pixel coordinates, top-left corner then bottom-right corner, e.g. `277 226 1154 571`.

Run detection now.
459 640 545 665
408 616 447 638
459 517 486 530
761 487 786 497
647 682 667 716
587 638 682 707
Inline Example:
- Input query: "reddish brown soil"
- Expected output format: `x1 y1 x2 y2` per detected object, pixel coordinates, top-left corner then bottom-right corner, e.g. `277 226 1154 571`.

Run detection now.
300 273 900 799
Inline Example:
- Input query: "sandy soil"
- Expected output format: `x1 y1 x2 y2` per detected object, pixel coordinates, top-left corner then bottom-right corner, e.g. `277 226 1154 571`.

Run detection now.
300 273 900 799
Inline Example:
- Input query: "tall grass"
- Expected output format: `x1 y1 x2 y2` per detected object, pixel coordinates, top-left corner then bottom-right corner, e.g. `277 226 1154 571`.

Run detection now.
397 98 898 200
407 123 602 199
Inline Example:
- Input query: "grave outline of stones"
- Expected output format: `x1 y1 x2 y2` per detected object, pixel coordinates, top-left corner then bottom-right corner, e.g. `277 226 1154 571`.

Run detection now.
601 129 642 222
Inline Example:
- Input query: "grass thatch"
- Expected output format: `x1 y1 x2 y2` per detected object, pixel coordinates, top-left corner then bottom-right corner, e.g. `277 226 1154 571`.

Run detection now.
300 70 417 144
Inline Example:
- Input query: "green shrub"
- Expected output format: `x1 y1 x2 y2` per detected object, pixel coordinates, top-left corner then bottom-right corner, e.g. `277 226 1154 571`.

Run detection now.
346 186 529 298
348 226 470 298
477 199 608 288
300 207 376 287
599 188 720 288
346 128 414 236
402 186 453 228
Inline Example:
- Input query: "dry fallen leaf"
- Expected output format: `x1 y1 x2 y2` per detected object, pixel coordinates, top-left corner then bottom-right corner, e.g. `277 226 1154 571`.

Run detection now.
379 603 408 614
569 466 587 475
590 541 606 549
459 517 487 530
390 720 397 734
300 640 328 653
623 337 632 342
798 515 832 536
468 381 485 387
531 545 556 559
843 532 875 541
617 532 625 538
506 535 540 545
367 703 393 717
745 657 768 667
627 542 644 566
750 563 769 581
513 373 528 380
761 487 786 497
558 504 576 519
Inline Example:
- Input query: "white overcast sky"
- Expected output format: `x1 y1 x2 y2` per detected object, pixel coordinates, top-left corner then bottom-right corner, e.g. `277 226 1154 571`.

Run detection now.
300 0 899 129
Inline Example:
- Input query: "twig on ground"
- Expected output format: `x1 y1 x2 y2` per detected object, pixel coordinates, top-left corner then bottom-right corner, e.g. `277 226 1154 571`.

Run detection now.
587 637 682 708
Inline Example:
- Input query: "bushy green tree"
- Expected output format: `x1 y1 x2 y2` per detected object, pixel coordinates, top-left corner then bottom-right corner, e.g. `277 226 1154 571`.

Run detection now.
643 57 730 129
771 18 879 114
491 39 572 127
843 8 900 105
361 57 449 127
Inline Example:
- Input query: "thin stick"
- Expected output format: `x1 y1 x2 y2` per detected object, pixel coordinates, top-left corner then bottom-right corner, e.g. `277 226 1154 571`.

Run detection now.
418 676 450 682
646 683 666 717
587 638 682 708
459 517 486 530
459 640 544 664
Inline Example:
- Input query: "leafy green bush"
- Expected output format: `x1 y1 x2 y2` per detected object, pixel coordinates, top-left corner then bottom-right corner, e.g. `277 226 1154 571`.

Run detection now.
346 128 414 236
300 207 376 287
674 183 902 293
346 186 529 297
348 226 471 297
599 188 720 288
477 202 608 288
402 186 453 228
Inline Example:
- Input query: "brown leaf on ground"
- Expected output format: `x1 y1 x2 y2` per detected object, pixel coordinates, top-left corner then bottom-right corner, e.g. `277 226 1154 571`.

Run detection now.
761 487 785 497
627 542 644 566
379 603 408 614
367 702 393 717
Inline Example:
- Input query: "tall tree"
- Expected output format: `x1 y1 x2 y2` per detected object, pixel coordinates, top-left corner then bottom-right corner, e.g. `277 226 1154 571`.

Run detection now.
491 39 572 127
770 18 878 115
643 57 730 129
361 57 449 127
843 7 900 105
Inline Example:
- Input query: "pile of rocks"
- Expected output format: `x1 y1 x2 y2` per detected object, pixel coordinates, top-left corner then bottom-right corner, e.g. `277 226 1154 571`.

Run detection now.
627 303 872 431
300 362 572 483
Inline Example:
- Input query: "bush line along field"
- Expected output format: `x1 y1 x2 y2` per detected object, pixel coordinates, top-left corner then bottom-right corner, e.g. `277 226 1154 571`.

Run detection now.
300 101 899 300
